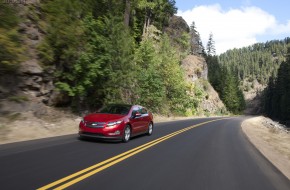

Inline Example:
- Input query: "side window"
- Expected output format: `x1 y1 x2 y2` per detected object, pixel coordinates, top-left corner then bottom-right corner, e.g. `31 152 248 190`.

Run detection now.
141 108 148 115
131 106 140 117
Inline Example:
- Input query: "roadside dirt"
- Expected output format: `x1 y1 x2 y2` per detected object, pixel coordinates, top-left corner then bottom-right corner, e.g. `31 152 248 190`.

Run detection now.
0 109 82 145
242 116 290 180
0 111 203 145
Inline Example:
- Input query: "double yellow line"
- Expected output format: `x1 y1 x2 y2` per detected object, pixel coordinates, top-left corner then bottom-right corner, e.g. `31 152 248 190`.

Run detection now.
38 118 226 190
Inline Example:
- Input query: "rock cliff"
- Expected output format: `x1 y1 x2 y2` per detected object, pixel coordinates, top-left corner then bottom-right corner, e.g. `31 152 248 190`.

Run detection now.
0 2 64 117
165 16 226 115
181 55 226 114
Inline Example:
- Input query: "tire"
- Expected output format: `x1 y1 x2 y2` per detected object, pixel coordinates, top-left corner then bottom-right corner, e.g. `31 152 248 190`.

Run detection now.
147 122 153 136
122 125 131 143
78 135 85 141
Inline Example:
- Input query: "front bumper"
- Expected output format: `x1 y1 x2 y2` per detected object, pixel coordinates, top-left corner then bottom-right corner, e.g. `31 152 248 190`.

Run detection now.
79 131 123 141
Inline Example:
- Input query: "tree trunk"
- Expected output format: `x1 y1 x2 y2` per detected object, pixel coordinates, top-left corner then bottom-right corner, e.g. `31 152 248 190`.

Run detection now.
124 0 131 27
142 10 151 36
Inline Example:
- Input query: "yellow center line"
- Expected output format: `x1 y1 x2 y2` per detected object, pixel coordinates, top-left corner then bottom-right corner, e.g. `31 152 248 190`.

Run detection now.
38 118 228 190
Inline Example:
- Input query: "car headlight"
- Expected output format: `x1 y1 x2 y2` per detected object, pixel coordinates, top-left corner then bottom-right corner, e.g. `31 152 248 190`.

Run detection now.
107 120 122 127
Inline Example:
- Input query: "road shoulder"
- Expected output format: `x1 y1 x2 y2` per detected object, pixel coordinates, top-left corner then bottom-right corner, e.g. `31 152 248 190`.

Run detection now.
241 116 290 180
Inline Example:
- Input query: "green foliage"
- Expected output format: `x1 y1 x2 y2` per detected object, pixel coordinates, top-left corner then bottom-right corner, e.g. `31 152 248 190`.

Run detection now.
190 21 204 55
0 4 23 73
206 32 216 56
175 32 190 52
134 34 198 115
216 38 290 115
37 40 54 65
263 46 290 121
219 39 289 84
40 0 91 66
0 0 204 116
8 95 29 103
207 55 245 114
0 4 19 29
100 15 136 104
56 12 136 108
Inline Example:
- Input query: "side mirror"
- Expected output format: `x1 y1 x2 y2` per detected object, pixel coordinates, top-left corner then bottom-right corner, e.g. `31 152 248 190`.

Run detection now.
133 112 142 118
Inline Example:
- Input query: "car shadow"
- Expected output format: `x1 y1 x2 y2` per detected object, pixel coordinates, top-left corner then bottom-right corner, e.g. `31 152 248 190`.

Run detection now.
77 136 122 144
77 133 149 144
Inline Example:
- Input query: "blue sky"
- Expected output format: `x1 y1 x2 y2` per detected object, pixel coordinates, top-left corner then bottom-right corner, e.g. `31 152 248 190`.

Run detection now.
175 0 290 54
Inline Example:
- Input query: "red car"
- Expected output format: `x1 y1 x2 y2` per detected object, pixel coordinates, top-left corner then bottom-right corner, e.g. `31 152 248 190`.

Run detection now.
79 104 154 142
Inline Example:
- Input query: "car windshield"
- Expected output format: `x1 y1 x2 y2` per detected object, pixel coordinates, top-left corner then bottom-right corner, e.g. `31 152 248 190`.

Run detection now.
99 105 132 115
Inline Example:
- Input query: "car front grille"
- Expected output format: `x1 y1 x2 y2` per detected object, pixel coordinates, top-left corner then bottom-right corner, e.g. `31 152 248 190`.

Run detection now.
85 121 106 128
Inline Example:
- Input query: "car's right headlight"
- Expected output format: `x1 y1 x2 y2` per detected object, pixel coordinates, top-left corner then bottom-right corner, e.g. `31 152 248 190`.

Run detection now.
107 120 122 127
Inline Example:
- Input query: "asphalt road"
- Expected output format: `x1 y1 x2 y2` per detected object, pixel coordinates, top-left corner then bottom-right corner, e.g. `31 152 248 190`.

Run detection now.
0 117 289 190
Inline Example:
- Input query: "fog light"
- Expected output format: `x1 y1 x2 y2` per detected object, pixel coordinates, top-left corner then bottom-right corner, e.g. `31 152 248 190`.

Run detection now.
108 130 120 135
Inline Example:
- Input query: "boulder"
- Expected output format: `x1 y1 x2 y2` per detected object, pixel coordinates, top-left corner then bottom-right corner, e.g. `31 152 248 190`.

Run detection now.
19 59 43 75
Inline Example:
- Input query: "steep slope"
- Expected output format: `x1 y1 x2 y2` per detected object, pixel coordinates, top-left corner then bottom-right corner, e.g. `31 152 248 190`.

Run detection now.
181 55 226 114
218 39 290 114
165 16 226 115
1 2 225 119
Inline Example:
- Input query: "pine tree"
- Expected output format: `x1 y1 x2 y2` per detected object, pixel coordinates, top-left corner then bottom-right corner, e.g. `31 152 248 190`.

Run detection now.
263 46 290 120
189 21 204 55
206 32 216 56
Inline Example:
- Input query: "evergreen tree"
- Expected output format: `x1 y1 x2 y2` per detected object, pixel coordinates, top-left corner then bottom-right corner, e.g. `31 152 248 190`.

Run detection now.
206 32 216 56
134 38 166 112
190 21 204 55
263 46 290 121
207 54 245 114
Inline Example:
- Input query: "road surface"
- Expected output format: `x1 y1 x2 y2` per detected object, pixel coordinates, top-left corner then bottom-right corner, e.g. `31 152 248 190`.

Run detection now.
0 117 289 190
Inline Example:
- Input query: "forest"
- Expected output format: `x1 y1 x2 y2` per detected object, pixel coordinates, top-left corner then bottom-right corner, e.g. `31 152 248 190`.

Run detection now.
218 39 290 85
217 39 290 121
263 47 290 121
1 0 208 116
2 0 289 120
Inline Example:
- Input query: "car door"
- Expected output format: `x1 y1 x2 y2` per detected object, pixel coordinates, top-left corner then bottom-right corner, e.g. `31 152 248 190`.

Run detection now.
140 107 150 132
130 106 144 135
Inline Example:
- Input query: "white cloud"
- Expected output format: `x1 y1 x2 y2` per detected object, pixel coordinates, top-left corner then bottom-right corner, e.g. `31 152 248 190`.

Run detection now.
177 4 290 54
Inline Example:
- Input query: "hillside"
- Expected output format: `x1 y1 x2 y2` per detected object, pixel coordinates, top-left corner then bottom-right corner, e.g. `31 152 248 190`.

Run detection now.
217 39 290 115
0 0 226 129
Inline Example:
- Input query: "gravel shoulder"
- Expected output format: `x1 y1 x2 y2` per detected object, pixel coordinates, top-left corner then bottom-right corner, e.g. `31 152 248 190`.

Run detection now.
242 116 290 180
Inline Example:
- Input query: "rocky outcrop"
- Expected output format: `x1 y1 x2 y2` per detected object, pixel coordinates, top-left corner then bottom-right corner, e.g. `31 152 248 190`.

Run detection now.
164 15 190 38
0 2 68 116
199 81 226 114
17 61 56 100
164 15 190 54
181 55 226 114
242 79 266 115
181 55 208 81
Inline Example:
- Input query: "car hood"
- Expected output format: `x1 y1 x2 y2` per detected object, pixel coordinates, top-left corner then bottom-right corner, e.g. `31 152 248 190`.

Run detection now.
84 113 125 122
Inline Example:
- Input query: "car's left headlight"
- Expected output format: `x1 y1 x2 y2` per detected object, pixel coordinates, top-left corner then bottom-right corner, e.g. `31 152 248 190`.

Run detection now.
107 120 122 127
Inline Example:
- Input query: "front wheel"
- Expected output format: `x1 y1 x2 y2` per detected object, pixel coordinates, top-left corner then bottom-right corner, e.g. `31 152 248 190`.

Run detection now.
147 122 153 136
122 125 131 143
